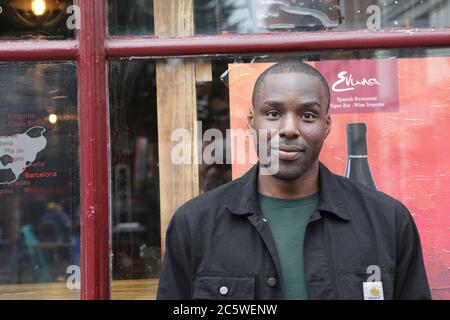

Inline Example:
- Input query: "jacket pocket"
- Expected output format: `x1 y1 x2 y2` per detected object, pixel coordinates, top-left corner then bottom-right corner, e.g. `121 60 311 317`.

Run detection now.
337 267 394 300
192 274 256 300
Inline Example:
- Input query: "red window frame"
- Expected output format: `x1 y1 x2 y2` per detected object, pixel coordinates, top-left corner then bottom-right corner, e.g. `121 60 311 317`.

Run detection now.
0 0 449 300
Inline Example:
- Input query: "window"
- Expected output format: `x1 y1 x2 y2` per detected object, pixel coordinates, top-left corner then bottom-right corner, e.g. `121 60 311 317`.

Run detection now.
109 47 450 299
0 0 75 39
108 0 450 36
0 62 79 299
0 0 449 300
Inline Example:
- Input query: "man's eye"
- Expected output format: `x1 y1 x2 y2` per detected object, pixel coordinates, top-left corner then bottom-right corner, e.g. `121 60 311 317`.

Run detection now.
302 112 316 120
266 111 280 119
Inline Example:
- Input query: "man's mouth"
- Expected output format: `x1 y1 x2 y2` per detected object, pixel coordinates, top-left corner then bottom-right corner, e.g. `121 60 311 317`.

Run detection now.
272 145 305 161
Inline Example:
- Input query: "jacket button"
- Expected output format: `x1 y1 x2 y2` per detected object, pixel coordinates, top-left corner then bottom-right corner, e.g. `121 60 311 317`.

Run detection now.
266 277 277 288
219 286 229 296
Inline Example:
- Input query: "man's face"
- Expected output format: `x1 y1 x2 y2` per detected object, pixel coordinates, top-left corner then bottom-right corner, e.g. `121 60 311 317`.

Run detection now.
249 72 331 180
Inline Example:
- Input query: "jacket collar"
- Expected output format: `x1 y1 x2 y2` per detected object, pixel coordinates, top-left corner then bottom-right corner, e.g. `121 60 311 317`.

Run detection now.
225 162 350 221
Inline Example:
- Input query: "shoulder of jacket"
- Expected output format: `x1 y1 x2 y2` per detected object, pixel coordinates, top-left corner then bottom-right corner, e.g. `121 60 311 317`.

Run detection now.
172 178 240 220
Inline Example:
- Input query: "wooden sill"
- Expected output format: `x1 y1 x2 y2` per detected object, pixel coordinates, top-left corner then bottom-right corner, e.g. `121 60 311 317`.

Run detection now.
0 279 159 300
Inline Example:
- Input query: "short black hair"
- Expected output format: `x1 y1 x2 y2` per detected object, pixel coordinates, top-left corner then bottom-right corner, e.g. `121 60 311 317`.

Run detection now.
252 60 330 111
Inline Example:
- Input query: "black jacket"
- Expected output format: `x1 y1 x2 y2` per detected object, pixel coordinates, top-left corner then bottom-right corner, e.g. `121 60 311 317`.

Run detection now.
157 163 431 300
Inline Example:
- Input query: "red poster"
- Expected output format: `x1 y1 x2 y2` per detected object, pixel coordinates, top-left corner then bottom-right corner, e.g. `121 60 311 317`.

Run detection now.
229 57 450 299
315 59 399 114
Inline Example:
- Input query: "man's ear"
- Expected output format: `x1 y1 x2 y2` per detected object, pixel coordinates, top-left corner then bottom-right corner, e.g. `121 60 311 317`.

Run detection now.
247 108 255 130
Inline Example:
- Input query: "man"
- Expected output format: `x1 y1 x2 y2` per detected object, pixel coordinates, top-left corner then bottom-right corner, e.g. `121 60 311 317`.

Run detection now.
157 61 431 300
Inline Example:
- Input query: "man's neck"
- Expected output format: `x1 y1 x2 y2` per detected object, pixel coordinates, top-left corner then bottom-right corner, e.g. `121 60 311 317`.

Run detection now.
258 161 320 199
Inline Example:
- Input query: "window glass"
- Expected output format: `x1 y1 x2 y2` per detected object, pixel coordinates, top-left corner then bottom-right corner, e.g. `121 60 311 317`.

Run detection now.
110 48 450 299
107 0 154 36
109 60 160 299
0 62 80 299
0 0 76 39
108 0 450 37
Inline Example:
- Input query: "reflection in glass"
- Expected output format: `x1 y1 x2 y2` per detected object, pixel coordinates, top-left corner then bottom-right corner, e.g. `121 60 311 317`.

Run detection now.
107 0 450 37
109 48 450 299
0 63 79 299
108 59 234 298
196 61 233 193
0 0 75 39
109 60 161 281
107 0 154 36
196 0 342 34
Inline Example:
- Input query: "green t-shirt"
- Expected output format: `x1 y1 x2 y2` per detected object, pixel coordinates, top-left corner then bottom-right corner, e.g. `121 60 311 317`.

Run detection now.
258 192 319 300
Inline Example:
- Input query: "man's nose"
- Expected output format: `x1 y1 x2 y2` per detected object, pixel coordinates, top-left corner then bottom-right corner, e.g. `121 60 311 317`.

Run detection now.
279 114 300 139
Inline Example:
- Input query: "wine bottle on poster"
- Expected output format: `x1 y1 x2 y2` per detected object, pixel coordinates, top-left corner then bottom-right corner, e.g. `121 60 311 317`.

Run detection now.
345 123 377 191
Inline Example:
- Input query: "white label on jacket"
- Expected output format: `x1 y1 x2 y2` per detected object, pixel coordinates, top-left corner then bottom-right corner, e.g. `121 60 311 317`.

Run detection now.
363 281 384 300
